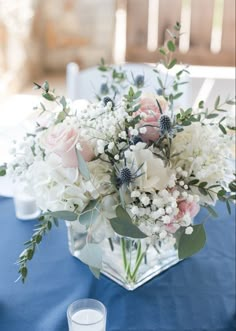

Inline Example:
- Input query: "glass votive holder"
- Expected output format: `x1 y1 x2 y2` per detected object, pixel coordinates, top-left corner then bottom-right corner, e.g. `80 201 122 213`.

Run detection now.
13 183 40 220
67 299 107 331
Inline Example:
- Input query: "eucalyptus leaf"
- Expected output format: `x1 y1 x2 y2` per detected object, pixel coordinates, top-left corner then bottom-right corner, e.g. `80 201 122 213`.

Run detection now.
188 179 199 185
44 210 78 221
42 92 56 101
79 202 100 226
206 113 218 119
168 58 177 69
178 224 206 259
219 124 227 134
214 96 220 109
226 200 231 214
60 96 67 109
79 244 102 269
167 40 176 52
110 206 147 238
205 205 218 218
76 149 90 180
0 165 6 176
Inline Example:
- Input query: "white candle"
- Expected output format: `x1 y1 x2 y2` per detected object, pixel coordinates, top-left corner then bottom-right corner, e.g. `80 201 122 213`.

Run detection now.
67 299 106 331
70 309 105 331
14 193 40 220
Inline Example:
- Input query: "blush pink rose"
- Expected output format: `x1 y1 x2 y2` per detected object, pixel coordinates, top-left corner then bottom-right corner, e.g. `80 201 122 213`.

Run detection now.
165 200 200 234
136 95 167 142
165 223 180 234
176 200 200 220
40 123 94 168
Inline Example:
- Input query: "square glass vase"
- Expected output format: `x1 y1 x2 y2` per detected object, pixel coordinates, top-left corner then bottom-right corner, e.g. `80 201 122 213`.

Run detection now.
66 221 180 291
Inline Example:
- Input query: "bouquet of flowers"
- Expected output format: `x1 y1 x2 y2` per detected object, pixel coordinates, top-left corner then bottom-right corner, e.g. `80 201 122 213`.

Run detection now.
2 25 235 288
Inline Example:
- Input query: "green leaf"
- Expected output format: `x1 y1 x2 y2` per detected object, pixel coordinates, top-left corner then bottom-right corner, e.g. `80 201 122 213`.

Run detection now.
217 189 226 197
229 181 236 192
206 113 218 119
60 96 67 109
42 92 56 101
199 182 208 188
226 99 236 105
133 91 142 99
79 243 102 269
205 205 218 218
44 210 78 221
27 249 34 260
159 47 167 56
167 40 176 52
229 194 236 200
168 58 177 69
110 206 147 239
172 92 183 100
178 224 206 259
157 77 164 89
198 187 208 196
198 100 204 109
226 200 231 214
0 165 6 176
21 267 28 279
188 179 199 185
42 81 49 92
79 200 100 226
76 149 90 180
219 124 227 134
35 234 42 244
214 96 220 109
33 82 41 89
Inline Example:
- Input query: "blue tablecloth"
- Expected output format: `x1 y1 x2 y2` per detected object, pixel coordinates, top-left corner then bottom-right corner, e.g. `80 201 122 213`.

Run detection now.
0 197 235 331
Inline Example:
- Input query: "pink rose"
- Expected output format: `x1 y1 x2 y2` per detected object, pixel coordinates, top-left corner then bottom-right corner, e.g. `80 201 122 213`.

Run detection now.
40 123 94 168
165 200 200 234
176 200 200 220
165 223 180 234
136 95 167 142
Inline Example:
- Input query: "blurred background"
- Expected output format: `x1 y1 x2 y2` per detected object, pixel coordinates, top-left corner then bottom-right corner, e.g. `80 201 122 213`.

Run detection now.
0 0 235 97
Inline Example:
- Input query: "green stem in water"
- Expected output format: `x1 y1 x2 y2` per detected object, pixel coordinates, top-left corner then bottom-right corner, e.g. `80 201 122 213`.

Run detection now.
131 252 145 282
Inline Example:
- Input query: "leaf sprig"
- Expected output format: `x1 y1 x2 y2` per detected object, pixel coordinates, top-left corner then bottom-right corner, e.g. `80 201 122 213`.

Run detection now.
17 210 78 282
17 214 57 283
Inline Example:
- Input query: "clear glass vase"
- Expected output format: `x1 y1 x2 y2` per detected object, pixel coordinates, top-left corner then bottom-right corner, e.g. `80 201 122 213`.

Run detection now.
66 221 180 290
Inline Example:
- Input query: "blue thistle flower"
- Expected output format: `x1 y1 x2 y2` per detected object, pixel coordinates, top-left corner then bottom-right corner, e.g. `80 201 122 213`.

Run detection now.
100 83 109 95
159 115 172 135
157 88 163 96
130 135 143 145
115 163 144 188
134 75 145 88
120 167 132 185
103 96 115 109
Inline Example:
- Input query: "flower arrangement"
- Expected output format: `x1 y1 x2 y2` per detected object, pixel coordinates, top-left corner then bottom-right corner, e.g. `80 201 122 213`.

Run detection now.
2 24 235 286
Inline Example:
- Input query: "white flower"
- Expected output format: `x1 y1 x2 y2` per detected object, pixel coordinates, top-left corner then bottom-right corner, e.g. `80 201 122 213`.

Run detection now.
159 230 167 239
140 195 150 206
185 226 193 235
133 149 173 193
139 127 147 134
131 206 140 216
171 122 234 202
131 190 141 198
108 142 114 150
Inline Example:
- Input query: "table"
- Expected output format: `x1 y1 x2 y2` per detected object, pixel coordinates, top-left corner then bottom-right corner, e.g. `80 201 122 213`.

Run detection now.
0 197 235 331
